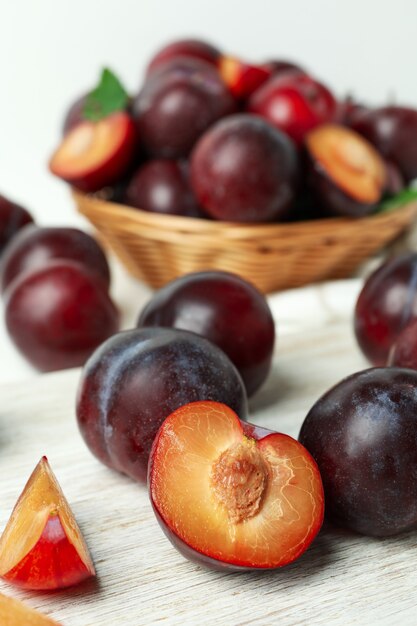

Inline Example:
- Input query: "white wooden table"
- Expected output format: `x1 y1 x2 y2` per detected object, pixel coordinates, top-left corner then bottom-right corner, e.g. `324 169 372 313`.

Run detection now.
1 279 417 626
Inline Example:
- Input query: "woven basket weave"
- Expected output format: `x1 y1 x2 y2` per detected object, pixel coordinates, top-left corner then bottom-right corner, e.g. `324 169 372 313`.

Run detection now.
73 190 417 294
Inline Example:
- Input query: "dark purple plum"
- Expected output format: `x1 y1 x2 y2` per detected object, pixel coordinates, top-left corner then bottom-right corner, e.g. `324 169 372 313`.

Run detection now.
351 106 417 182
389 319 417 369
146 39 221 74
76 327 248 483
62 93 88 135
133 58 236 158
0 195 34 256
0 226 110 293
190 114 299 222
124 160 202 216
5 260 119 372
299 367 417 537
137 271 275 396
354 253 417 365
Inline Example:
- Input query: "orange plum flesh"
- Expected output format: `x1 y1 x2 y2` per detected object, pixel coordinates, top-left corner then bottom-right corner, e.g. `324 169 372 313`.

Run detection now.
149 401 324 570
0 591 61 625
0 457 95 590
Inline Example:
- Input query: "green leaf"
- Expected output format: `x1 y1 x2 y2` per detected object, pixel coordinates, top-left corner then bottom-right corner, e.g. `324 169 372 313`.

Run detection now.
83 68 129 122
377 186 417 214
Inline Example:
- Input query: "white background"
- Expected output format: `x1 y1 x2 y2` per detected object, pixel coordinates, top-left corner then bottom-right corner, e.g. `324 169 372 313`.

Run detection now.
0 0 416 380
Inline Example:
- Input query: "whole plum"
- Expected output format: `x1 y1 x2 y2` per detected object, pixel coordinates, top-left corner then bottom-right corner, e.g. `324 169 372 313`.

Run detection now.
137 270 275 396
299 367 417 537
76 327 248 482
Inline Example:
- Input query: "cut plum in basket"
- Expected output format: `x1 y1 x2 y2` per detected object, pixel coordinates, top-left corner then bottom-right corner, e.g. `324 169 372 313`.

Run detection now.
149 401 324 571
0 457 95 590
50 68 137 192
306 124 387 217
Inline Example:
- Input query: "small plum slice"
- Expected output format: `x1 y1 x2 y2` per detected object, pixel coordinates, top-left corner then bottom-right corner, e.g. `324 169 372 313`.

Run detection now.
0 591 62 625
49 111 136 192
0 457 95 590
219 56 271 100
306 124 387 217
149 401 324 571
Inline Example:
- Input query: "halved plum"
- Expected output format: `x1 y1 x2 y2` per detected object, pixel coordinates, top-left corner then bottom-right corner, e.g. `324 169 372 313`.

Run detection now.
149 401 324 571
0 457 95 590
219 56 271 100
49 111 136 192
306 124 387 217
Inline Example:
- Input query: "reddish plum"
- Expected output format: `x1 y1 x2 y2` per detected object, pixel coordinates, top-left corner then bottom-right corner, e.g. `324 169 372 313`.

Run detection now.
133 58 235 158
388 319 417 369
0 195 34 256
76 327 248 483
124 160 201 216
262 60 305 77
350 106 417 182
248 72 337 145
1 226 110 293
354 253 417 365
137 271 275 396
5 261 119 372
146 39 221 74
190 114 299 222
299 367 417 537
62 93 88 135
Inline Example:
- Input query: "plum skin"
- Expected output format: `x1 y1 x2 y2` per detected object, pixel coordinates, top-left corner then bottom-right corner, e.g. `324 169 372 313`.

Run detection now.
124 160 201 217
133 58 235 159
76 328 248 483
299 367 417 537
0 225 110 293
190 114 299 222
0 195 34 256
5 260 119 372
354 253 417 365
137 270 275 396
146 39 221 74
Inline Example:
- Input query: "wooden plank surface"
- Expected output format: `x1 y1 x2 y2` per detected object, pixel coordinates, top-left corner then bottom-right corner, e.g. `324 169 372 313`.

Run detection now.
0 280 416 626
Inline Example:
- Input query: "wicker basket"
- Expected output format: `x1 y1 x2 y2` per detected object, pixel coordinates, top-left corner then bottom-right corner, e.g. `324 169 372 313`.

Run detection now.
73 190 417 294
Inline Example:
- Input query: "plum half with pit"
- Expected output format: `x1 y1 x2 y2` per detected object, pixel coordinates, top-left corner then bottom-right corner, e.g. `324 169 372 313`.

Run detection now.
76 327 248 483
354 253 417 365
137 270 275 396
124 160 202 216
0 225 110 293
351 106 417 183
133 58 235 159
247 72 337 145
299 367 417 537
306 124 387 217
190 114 299 222
0 194 34 256
149 401 324 571
5 260 119 372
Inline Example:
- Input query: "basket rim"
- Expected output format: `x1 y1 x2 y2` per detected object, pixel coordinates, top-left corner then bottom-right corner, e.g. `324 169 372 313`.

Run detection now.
73 189 417 237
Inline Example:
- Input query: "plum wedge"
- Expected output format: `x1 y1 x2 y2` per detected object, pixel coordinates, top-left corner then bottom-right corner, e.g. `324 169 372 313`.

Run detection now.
0 457 95 590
